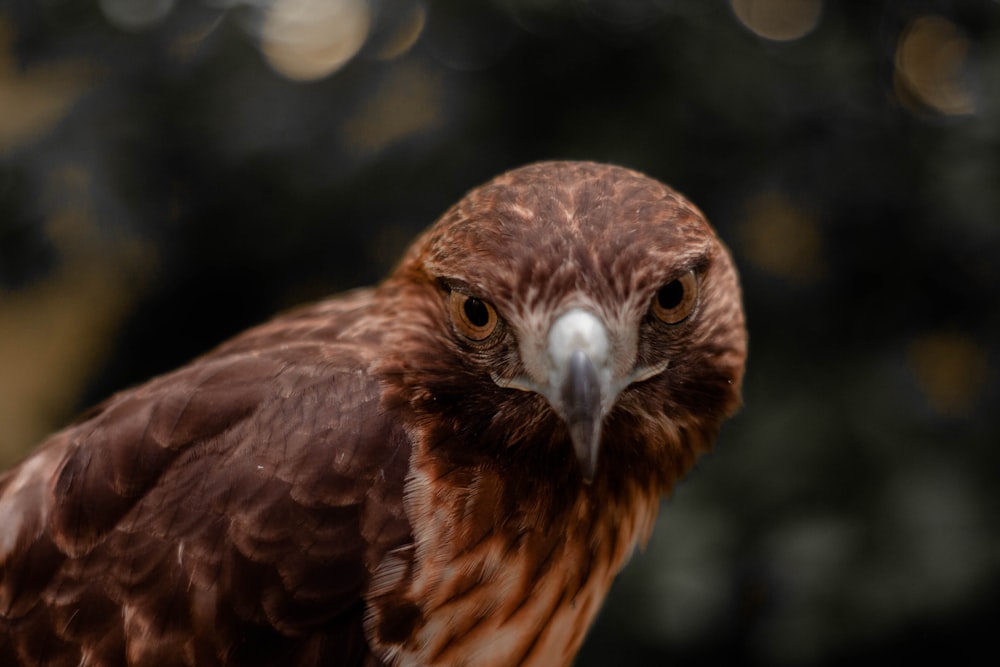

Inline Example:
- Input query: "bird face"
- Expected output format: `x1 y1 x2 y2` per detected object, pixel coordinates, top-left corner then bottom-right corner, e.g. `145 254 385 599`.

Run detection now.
394 161 746 488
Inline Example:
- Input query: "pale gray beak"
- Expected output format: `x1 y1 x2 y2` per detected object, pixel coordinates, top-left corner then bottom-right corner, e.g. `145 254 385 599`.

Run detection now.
561 347 604 482
546 309 614 483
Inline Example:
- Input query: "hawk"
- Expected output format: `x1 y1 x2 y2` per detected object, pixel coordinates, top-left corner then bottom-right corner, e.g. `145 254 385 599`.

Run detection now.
0 161 747 666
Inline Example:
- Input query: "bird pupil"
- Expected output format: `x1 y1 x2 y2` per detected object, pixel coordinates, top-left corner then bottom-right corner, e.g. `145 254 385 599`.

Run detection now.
464 298 490 327
658 280 684 309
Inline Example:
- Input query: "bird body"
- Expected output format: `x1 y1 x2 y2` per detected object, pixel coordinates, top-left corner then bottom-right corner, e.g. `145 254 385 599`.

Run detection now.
0 162 747 666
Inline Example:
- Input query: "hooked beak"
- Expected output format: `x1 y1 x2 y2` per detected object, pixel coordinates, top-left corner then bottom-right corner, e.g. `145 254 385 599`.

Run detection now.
493 308 670 482
544 309 618 482
560 347 604 482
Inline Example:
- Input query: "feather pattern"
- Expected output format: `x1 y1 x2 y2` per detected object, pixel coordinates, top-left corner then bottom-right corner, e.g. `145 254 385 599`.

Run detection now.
1 161 746 666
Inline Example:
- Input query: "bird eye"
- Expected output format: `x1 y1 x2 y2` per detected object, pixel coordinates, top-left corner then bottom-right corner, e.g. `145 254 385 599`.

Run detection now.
448 290 499 341
652 270 699 324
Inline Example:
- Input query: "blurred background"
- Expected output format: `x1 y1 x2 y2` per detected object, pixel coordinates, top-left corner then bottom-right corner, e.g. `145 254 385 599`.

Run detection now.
1 0 998 664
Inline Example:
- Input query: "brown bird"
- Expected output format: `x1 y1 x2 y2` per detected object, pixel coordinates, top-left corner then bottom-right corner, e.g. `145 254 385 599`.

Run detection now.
0 161 746 666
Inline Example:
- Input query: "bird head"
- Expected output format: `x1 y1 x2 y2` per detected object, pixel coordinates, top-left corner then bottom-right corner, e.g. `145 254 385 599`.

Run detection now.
386 161 747 489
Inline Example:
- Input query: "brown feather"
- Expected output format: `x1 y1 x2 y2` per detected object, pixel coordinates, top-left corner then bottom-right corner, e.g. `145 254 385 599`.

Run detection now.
1 161 746 666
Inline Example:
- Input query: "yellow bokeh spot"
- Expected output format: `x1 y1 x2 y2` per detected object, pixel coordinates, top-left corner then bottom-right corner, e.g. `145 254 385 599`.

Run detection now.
908 332 988 417
99 0 176 32
730 0 822 42
261 0 371 82
341 61 442 155
737 191 824 283
371 1 426 61
895 15 976 116
0 16 96 154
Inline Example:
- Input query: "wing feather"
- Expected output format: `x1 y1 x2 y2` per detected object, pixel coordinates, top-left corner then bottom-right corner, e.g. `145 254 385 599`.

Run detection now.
0 291 412 666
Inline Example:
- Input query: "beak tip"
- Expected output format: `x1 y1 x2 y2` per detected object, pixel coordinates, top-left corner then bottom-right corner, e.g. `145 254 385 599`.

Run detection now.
558 347 607 485
547 310 616 486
